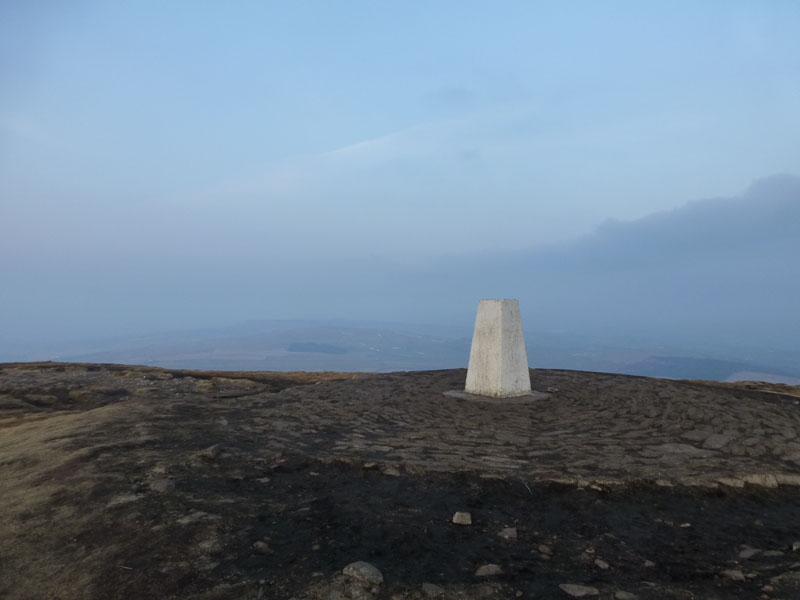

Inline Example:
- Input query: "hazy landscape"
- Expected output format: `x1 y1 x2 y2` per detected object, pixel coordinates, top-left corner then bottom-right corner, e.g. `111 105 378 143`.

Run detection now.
3 3 800 600
5 175 799 383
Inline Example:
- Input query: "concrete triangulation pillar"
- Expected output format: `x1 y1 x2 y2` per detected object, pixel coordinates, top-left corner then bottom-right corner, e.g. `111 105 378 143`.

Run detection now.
464 299 532 397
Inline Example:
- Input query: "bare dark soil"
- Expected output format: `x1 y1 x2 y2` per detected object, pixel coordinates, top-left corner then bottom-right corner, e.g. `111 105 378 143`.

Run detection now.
2 362 800 600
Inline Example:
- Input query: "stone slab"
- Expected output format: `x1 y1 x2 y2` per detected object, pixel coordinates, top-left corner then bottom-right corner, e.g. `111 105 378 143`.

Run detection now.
443 389 550 404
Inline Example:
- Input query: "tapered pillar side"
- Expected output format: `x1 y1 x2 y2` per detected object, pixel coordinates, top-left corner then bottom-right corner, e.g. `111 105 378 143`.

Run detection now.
464 299 531 397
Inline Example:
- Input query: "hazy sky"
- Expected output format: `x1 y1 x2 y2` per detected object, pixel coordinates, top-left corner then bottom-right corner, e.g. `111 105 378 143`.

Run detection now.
2 1 800 338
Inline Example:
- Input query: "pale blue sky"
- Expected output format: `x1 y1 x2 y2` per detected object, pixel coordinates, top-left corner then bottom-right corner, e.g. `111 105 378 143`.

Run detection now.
2 1 800 337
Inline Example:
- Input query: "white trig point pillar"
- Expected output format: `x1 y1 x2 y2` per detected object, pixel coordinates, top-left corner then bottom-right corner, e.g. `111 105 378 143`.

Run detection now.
445 299 547 403
465 299 531 397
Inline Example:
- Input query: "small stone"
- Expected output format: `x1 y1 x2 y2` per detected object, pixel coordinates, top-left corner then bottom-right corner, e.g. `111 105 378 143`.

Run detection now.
474 564 503 577
721 569 745 582
718 477 745 488
421 583 445 598
792 541 800 551
643 560 656 568
498 527 518 540
199 537 222 553
739 548 761 559
253 540 273 555
772 570 800 584
343 561 384 585
742 474 779 488
538 544 553 555
763 550 784 557
702 433 733 449
594 559 609 570
614 592 638 600
107 493 144 507
682 429 712 442
559 584 600 597
383 466 401 477
149 478 175 493
452 511 472 525
679 523 691 528
199 444 223 460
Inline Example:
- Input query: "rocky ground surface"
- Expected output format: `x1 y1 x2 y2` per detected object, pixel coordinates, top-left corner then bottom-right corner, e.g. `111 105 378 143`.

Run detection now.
2 362 800 600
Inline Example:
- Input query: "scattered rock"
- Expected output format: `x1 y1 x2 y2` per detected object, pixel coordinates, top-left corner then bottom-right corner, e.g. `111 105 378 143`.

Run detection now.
702 433 733 450
148 478 175 493
643 560 656 568
594 559 609 570
739 547 761 559
498 527 518 540
742 473 779 488
679 522 691 528
253 540 273 555
324 589 345 600
177 510 219 525
343 561 384 585
614 592 638 600
474 564 503 577
421 583 445 598
718 477 745 488
559 583 600 597
106 493 144 507
199 444 223 460
538 544 553 555
792 541 800 552
770 570 800 585
681 429 712 442
199 537 223 554
721 569 745 582
652 443 715 457
383 466 401 477
763 550 784 557
452 511 472 525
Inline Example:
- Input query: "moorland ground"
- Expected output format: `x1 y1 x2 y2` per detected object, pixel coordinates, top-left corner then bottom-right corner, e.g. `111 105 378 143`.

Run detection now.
2 362 800 599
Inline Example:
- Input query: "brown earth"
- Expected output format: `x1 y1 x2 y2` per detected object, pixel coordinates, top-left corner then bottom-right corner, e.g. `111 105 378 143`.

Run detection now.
2 362 800 600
